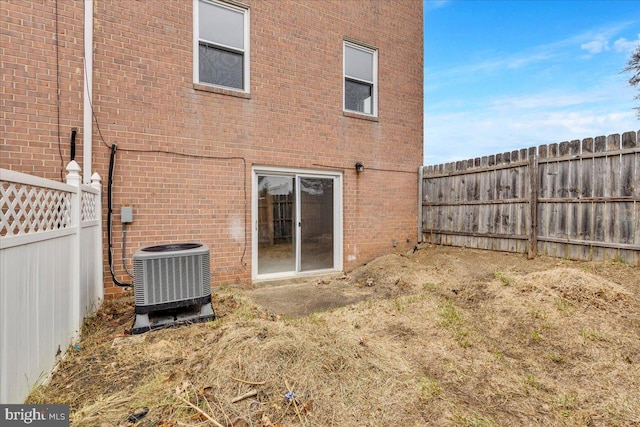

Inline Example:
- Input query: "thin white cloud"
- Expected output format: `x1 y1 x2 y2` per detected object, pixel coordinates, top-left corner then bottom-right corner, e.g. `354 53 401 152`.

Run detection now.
613 34 640 52
424 0 451 12
429 21 635 82
425 106 638 165
506 52 557 69
505 110 636 136
581 35 610 54
578 25 640 57
426 50 559 83
424 83 639 165
488 90 614 111
424 13 640 165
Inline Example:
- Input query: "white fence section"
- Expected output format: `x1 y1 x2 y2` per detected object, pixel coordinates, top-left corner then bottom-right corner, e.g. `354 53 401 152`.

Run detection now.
0 161 103 404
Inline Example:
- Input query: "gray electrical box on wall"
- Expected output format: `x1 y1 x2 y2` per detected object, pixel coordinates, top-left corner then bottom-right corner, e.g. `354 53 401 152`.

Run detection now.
121 206 133 223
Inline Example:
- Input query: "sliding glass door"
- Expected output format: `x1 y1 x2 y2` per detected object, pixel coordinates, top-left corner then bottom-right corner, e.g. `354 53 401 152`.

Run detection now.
255 170 340 278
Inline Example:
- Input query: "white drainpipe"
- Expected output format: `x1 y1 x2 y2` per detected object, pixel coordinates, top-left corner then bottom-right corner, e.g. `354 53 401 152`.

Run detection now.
417 165 424 243
83 0 93 184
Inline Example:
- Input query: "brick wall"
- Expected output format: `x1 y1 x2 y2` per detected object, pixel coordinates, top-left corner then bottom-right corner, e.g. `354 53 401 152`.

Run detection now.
2 0 85 180
3 0 424 296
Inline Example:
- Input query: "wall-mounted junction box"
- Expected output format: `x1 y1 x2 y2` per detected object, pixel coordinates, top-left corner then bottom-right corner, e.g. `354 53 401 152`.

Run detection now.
121 206 133 223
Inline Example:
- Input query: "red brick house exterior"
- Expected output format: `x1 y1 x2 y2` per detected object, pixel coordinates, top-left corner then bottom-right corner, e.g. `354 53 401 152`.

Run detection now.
2 0 423 296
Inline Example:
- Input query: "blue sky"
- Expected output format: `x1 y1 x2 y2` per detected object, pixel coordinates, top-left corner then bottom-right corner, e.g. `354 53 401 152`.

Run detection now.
424 0 640 165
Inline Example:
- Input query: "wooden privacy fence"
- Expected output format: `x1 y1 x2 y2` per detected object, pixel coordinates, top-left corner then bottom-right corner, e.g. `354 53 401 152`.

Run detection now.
419 130 640 265
0 161 103 403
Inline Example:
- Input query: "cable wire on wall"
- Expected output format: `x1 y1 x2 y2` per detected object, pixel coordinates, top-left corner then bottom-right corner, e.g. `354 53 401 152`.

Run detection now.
109 146 248 267
83 60 248 273
313 163 417 174
107 144 133 287
54 0 64 181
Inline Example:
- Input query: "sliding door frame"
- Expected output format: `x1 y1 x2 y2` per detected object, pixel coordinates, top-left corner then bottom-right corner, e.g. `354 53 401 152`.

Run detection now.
251 166 343 281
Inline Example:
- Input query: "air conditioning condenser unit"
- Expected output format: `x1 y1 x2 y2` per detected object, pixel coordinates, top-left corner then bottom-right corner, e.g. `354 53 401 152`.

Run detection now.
131 242 215 334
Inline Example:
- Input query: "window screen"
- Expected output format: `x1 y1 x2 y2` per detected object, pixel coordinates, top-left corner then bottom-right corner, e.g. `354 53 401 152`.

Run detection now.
345 80 372 114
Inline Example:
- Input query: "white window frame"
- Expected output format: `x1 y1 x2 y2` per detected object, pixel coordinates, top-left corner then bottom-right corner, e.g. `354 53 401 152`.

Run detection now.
343 40 378 117
193 0 250 93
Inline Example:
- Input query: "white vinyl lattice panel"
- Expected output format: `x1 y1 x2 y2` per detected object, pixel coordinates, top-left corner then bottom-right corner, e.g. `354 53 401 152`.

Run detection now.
0 181 71 236
81 190 98 222
1 164 104 404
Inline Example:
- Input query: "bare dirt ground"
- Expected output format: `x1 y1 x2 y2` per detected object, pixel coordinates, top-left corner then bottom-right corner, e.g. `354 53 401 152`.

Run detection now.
28 244 640 426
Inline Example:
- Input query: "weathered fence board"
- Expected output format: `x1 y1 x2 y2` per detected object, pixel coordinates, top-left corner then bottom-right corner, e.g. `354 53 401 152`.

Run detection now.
421 131 640 265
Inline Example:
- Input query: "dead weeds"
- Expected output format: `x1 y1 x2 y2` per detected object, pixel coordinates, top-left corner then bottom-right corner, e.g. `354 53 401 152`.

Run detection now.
27 244 640 426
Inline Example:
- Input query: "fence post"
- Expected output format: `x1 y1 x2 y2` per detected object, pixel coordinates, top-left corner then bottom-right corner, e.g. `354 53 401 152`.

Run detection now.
528 155 539 259
91 172 104 303
66 160 82 340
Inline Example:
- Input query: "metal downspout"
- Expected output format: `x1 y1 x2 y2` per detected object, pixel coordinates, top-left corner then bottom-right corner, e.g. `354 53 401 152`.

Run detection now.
418 165 423 243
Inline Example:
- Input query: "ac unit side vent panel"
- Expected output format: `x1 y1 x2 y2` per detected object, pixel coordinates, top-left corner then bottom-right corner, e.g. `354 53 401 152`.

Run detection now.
133 243 211 309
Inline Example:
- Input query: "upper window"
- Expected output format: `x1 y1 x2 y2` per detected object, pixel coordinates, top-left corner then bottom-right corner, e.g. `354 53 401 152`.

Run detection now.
344 41 377 116
194 0 249 92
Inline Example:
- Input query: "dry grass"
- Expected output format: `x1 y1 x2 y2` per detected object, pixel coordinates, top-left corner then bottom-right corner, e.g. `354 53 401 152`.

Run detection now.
27 245 640 426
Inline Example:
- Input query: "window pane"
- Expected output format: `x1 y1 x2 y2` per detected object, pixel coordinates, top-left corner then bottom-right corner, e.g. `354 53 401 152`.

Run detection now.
345 45 373 82
199 44 243 89
345 79 372 114
199 0 244 49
